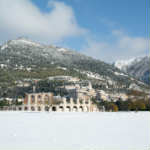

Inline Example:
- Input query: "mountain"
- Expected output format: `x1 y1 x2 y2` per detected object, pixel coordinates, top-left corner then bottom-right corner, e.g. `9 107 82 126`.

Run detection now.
0 38 149 94
114 56 150 84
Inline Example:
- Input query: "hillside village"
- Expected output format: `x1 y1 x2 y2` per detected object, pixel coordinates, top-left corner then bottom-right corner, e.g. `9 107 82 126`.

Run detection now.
0 38 150 111
0 75 150 112
0 74 133 102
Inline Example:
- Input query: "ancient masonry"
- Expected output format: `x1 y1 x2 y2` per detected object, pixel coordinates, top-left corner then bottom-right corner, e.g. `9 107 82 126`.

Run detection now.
15 92 98 112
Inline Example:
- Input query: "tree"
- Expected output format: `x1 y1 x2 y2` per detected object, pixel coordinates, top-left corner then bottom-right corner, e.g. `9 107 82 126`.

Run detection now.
145 99 150 110
116 99 128 111
136 101 146 110
107 103 118 112
112 104 119 112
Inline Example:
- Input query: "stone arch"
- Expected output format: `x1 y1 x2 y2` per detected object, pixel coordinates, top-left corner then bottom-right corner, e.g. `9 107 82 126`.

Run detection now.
66 106 71 112
66 98 71 104
85 100 89 104
18 107 22 111
31 95 35 104
24 106 28 111
79 99 83 104
9 107 12 111
49 93 53 105
37 95 42 105
59 106 64 112
45 106 49 111
52 106 57 112
31 106 35 111
79 106 83 112
13 107 16 111
93 107 97 112
4 106 8 111
73 106 78 112
38 106 41 111
44 95 49 105
24 96 28 105
73 100 77 104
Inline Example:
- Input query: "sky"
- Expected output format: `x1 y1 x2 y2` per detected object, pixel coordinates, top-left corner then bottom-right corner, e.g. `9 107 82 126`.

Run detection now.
0 0 149 62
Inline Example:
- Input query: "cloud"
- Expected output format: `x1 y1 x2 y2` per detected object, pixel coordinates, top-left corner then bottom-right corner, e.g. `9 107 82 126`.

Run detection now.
81 29 148 63
0 0 86 44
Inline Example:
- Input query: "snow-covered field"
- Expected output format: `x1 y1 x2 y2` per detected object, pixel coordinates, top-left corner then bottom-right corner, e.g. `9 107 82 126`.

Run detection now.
0 112 149 150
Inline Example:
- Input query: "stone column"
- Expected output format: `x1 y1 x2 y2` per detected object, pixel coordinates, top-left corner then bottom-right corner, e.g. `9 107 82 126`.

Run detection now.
41 105 44 112
63 97 66 112
28 94 31 105
56 105 59 112
28 94 31 111
70 98 73 105
35 94 38 106
88 99 91 112
41 94 44 105
77 98 80 105
82 98 85 112
70 98 74 112
49 93 53 105
83 99 85 105
49 106 52 112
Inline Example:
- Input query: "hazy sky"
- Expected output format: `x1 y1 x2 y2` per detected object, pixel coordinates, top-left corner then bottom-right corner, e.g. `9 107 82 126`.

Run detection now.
0 0 148 62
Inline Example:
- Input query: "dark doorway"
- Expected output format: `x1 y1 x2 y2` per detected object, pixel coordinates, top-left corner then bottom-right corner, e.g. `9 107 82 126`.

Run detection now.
24 106 28 111
52 106 57 111
45 106 49 111
31 106 35 111
38 106 41 111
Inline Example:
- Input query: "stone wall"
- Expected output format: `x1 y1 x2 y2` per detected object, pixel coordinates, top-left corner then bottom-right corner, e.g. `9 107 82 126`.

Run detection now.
21 92 99 112
1 92 99 112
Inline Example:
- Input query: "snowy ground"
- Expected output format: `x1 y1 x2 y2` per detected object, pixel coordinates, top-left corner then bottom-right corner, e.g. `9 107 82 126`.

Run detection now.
0 112 149 150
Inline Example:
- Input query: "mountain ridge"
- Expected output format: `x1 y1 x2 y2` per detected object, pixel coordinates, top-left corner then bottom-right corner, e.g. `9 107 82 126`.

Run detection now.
0 38 149 94
114 56 150 84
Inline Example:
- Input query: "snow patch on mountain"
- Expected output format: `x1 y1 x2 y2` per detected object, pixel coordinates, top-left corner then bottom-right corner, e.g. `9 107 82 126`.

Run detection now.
114 57 144 70
76 69 106 81
57 48 68 52
114 72 128 77
57 66 67 70
9 38 42 47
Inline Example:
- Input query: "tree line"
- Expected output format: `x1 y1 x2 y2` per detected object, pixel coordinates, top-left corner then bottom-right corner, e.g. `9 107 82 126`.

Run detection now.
94 99 150 111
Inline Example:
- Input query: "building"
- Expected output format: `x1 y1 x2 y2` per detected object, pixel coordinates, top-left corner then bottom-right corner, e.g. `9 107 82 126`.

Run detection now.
16 92 99 112
48 76 79 82
64 81 96 100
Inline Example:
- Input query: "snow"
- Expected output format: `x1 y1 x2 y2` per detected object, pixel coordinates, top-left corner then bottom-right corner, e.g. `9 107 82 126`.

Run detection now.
0 64 7 68
115 58 136 70
114 57 143 70
57 48 68 52
0 112 149 150
78 70 105 80
57 66 67 70
10 38 41 47
1 44 8 50
114 71 128 76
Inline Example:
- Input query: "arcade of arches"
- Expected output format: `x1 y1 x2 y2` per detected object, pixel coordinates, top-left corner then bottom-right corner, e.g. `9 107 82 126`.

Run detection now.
20 92 99 112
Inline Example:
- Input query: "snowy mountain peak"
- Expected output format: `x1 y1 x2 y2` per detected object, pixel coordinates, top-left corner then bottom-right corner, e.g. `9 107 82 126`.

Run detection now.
114 57 144 70
114 56 150 84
